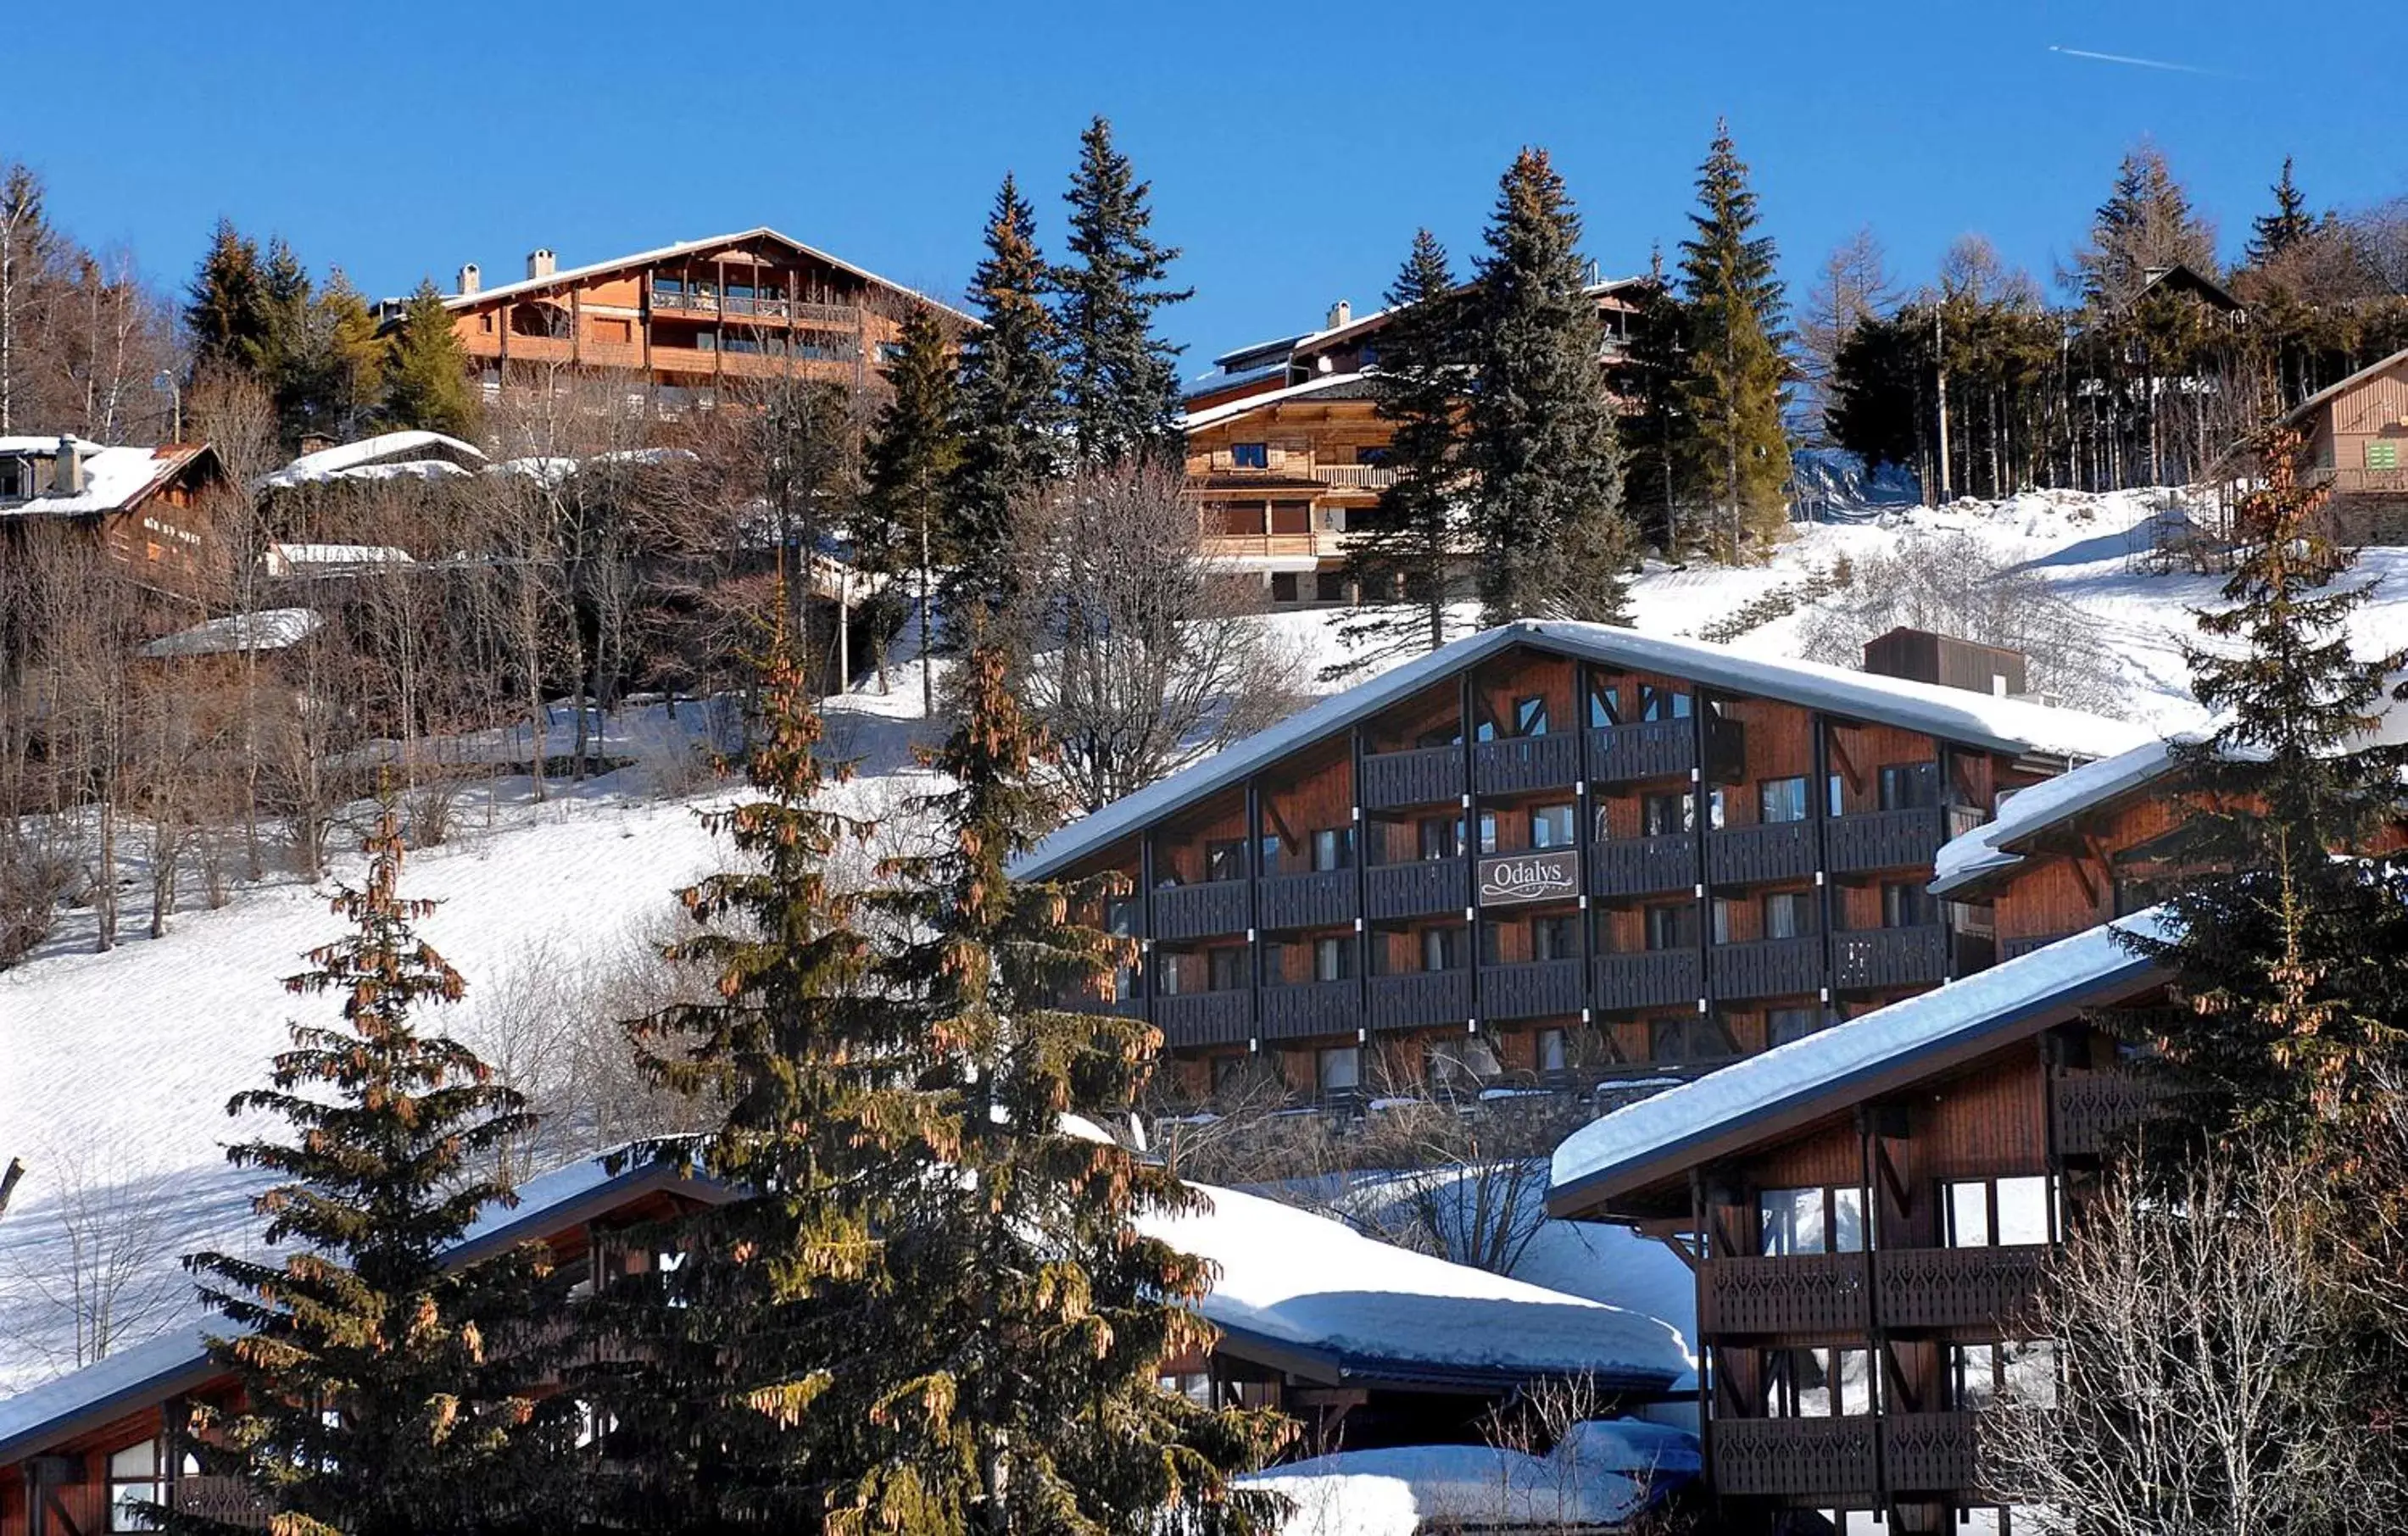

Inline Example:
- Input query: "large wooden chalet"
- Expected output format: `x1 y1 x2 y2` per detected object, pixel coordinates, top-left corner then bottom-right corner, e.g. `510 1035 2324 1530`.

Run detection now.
0 437 226 606
2267 344 2408 545
1018 621 2149 1107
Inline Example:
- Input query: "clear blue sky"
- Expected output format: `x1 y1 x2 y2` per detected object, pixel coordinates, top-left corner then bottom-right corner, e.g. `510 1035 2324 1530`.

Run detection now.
3 0 2394 370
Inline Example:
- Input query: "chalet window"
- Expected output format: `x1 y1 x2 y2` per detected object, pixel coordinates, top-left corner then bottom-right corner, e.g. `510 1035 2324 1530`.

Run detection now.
1759 1185 1867 1255
1112 960 1140 1002
1949 1340 2059 1411
1417 816 1463 860
1311 826 1355 871
1314 938 1352 982
1637 685 1691 722
1355 444 1386 465
1642 904 1695 951
108 1439 174 1532
1768 1005 1830 1046
1423 926 1469 971
0 458 28 501
1533 915 1579 961
1162 1370 1213 1406
1258 833 1285 877
1316 1046 1361 1096
1207 948 1248 992
1477 811 1499 855
1763 891 1816 940
1759 776 1809 824
1537 1026 1569 1074
1705 786 1728 830
1650 1013 1736 1065
1474 707 1499 743
1513 695 1551 737
1944 1176 2055 1247
1588 681 1622 726
1261 940 1290 984
1269 572 1300 604
1881 881 1936 928
1205 840 1246 882
1478 919 1504 966
1416 725 1463 749
1231 442 1270 469
1879 761 1940 810
1639 791 1693 837
1828 771 1845 817
1157 953 1184 997
1530 803 1575 849
2370 440 2400 470
1106 899 1140 937
1315 570 1347 603
1767 1347 1879 1417
591 317 633 345
1709 897 1736 945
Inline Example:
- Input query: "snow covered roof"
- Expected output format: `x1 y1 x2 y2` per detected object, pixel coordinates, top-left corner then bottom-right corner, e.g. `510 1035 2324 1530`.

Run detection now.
1239 1420 1698 1536
1017 620 2154 881
1183 359 1290 405
255 430 486 489
0 439 215 518
1930 737 2189 896
1147 1185 1692 1392
1178 371 1379 432
263 542 417 576
139 608 323 659
0 1155 716 1466
1547 913 2174 1216
431 226 976 328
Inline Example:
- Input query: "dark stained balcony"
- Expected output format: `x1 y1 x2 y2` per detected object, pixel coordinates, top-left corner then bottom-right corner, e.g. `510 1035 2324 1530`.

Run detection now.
1708 821 1815 886
1367 969 1472 1031
1833 924 1949 990
1826 806 1948 874
1586 718 1697 783
1700 1251 1869 1336
1360 744 1463 810
1875 1244 2048 1333
1882 1411 1982 1494
1153 879 1248 941
2054 1067 2172 1158
1157 989 1251 1049
1260 868 1357 931
1589 833 1698 898
1482 957 1586 1020
1473 731 1580 796
1709 1416 1878 1500
169 1477 271 1528
1708 935 1825 1001
1591 949 1703 1012
1366 857 1470 921
1258 978 1361 1041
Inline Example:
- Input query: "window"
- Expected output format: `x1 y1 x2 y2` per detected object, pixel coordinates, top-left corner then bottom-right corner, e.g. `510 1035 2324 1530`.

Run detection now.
1949 1340 2059 1411
1423 926 1469 971
1881 881 1935 928
2370 439 2400 471
1637 684 1691 722
1311 826 1355 871
1530 803 1575 849
1767 1348 1880 1417
1317 1045 1361 1096
1828 772 1845 817
1706 786 1727 829
1589 681 1622 726
1650 1013 1736 1064
1477 811 1498 855
1269 571 1300 604
108 1439 165 1532
1643 904 1695 951
1314 937 1352 982
1639 791 1693 838
1537 1027 1569 1074
1205 839 1246 882
1880 761 1940 810
1768 1005 1828 1046
1163 1369 1213 1406
1945 1176 2055 1247
1709 897 1738 945
1417 817 1462 860
1533 915 1579 961
1759 776 1809 824
1156 952 1184 996
1513 694 1551 737
1231 442 1269 469
1315 570 1347 603
1759 1185 1868 1255
1478 919 1503 966
1764 891 1816 939
1207 948 1247 991
1356 444 1386 465
591 316 633 344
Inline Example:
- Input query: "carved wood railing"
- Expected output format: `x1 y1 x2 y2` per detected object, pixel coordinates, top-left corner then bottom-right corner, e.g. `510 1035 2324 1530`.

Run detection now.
1708 1415 1879 1499
170 1476 272 1528
1701 1251 1869 1336
2054 1067 2172 1157
1833 924 1950 990
1881 1411 1982 1494
1874 1244 2048 1333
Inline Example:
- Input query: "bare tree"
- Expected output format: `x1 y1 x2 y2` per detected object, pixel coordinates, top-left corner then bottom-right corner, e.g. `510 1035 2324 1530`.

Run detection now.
1001 461 1304 812
1798 226 1896 442
0 1142 188 1371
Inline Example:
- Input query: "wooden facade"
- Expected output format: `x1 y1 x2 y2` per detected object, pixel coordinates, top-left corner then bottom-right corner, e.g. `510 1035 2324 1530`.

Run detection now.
1030 626 2135 1108
0 439 226 608
2287 347 2408 543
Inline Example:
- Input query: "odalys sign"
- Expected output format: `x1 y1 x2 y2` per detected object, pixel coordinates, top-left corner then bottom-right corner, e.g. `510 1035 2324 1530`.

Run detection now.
1476 849 1579 906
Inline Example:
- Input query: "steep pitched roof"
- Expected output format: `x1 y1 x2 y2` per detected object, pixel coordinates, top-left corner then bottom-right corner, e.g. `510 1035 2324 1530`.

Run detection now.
2273 345 2408 432
0 441 217 519
1930 737 2188 896
1178 370 1380 431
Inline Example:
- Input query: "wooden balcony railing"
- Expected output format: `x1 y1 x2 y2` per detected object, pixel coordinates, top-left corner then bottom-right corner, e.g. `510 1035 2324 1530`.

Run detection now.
1200 530 1335 559
1708 821 1816 886
1882 1411 1982 1494
1365 857 1469 920
1482 957 1587 1020
1153 879 1249 941
1589 833 1697 898
170 1476 272 1528
1157 989 1251 1049
1826 806 1948 874
1368 969 1471 1031
1260 867 1357 930
1591 948 1703 1013
1472 732 1580 796
2054 1067 2171 1158
1310 464 1396 489
1833 923 1949 990
1586 718 1697 782
1701 1251 1869 1336
1258 978 1360 1040
2307 465 2408 495
1360 744 1463 810
1874 1244 2048 1333
1709 1415 1879 1500
1708 935 1825 1001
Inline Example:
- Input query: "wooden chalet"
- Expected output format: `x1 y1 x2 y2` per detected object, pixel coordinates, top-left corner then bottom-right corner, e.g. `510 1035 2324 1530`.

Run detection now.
0 437 226 605
2263 344 2408 544
415 228 973 417
1545 918 2175 1534
1017 621 2150 1107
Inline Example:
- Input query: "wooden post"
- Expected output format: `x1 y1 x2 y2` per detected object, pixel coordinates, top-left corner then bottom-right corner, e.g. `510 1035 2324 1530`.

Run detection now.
1351 726 1374 1069
1573 660 1599 1082
1812 713 1837 1009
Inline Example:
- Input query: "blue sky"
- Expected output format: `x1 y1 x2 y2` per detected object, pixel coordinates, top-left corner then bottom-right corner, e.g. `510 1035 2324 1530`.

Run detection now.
3 0 2395 371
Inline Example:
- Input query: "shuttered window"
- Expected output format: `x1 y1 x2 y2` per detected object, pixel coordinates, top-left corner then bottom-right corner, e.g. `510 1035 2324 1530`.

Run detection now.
2369 440 2400 470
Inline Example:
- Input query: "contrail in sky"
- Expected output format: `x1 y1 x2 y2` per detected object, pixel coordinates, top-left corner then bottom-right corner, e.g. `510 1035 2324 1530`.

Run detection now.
2048 44 2228 76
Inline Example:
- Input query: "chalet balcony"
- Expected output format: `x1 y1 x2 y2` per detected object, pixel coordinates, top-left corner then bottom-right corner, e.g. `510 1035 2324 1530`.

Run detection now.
1708 821 1815 886
1589 833 1697 898
1826 807 1948 874
1153 880 1249 941
1157 990 1251 1049
1882 1411 1982 1494
1365 857 1469 921
1832 924 1949 990
1472 732 1580 796
1482 957 1587 1020
2306 465 2408 495
1368 969 1472 1032
1062 993 1145 1021
1701 1251 1869 1336
1874 1244 2048 1333
1259 978 1361 1041
1260 868 1357 930
1708 935 1825 1001
2054 1067 2171 1158
169 1476 271 1528
1361 744 1464 810
1709 1416 1878 1500
1309 464 1397 490
1586 718 1697 783
1591 949 1703 1012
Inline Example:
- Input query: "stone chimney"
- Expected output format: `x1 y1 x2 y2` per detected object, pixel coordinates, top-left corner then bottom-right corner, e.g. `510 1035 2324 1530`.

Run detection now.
51 435 82 497
457 262 481 296
526 248 556 281
1326 298 1352 330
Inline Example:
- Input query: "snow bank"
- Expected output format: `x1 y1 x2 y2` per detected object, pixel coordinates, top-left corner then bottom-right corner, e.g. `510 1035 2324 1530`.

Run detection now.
139 608 322 659
255 431 485 488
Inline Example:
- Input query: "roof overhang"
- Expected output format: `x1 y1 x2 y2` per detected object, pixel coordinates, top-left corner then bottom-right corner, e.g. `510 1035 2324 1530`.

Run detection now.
1206 1318 1682 1399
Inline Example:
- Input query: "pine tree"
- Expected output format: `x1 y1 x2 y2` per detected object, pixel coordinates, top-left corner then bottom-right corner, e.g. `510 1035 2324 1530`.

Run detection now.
861 307 964 710
0 162 64 434
168 815 575 1536
1054 117 1190 469
1675 120 1791 559
1619 248 1690 554
315 268 387 440
1330 228 1466 676
581 624 943 1531
1462 147 1630 626
382 278 481 440
947 175 1062 632
2246 156 2316 269
185 219 273 378
2076 141 2217 311
867 640 1289 1536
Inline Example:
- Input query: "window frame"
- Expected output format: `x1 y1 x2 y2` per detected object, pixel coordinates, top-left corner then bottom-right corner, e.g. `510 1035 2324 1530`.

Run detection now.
1230 441 1270 470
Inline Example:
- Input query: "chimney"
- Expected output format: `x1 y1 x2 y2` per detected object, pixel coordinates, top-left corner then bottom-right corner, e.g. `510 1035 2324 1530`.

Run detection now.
526 248 556 281
51 435 81 497
1326 299 1352 330
457 262 481 296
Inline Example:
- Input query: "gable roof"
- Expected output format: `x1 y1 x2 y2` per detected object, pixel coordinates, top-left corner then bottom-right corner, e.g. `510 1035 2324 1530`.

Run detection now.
256 431 487 490
1015 620 2154 881
1545 913 2173 1218
434 226 975 327
1930 736 2188 896
1179 370 1380 431
0 441 217 519
2274 345 2408 432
